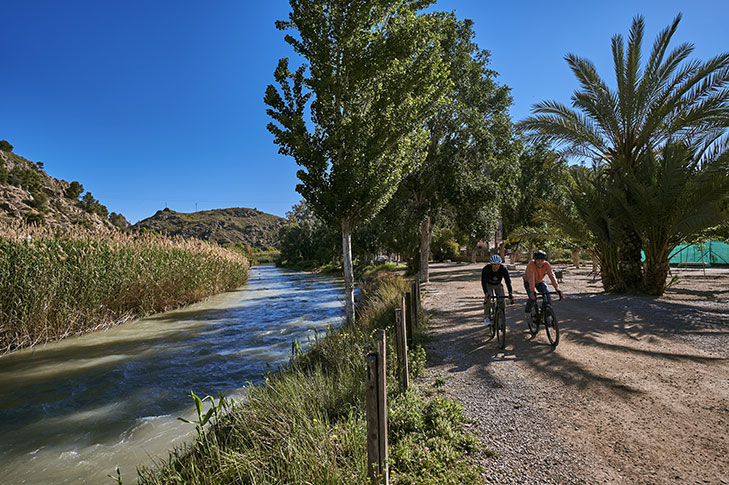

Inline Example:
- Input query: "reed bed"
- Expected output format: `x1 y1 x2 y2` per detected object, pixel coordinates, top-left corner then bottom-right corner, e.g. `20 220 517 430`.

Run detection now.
0 221 249 352
137 273 480 485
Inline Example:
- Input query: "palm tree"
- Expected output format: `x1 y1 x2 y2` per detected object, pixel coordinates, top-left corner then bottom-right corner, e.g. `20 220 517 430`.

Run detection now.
521 14 729 294
539 165 624 291
615 141 729 294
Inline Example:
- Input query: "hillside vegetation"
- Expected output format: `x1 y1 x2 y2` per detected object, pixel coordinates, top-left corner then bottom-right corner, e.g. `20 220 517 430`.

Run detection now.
133 207 286 249
0 141 126 230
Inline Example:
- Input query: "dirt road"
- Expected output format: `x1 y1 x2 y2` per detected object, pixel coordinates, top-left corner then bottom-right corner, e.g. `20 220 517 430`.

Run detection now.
422 262 729 484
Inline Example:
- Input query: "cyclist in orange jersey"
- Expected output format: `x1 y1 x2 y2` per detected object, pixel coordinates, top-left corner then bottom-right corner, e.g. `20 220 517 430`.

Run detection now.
523 250 563 321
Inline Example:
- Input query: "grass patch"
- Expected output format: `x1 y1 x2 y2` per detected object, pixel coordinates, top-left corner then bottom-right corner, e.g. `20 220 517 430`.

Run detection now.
0 221 249 352
136 272 482 484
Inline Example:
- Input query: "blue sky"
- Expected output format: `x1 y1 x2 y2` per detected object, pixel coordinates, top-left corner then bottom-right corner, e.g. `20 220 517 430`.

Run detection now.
2 1 727 223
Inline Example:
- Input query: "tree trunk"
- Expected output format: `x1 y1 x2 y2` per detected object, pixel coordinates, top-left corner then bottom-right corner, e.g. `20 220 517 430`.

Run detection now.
618 227 643 293
341 220 355 325
571 247 581 269
643 259 670 296
418 216 431 283
643 242 672 296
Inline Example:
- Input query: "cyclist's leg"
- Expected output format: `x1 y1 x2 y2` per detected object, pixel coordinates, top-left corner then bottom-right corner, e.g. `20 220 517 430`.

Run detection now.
523 280 534 313
489 284 505 307
535 281 551 305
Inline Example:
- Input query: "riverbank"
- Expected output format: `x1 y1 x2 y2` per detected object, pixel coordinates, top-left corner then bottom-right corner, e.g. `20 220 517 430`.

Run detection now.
0 265 345 483
138 272 482 484
0 222 249 352
422 262 729 484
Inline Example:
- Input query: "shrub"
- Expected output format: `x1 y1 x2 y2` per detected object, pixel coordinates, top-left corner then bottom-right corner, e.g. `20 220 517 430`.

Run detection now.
431 228 460 262
109 212 129 229
0 140 13 152
65 181 84 199
23 212 45 225
8 166 42 191
27 189 48 211
80 192 108 218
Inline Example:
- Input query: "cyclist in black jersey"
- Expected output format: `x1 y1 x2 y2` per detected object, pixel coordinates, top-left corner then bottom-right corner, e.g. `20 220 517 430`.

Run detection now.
481 254 514 326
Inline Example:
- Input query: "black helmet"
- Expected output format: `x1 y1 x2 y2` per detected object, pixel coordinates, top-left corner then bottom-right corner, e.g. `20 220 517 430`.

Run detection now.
533 250 547 260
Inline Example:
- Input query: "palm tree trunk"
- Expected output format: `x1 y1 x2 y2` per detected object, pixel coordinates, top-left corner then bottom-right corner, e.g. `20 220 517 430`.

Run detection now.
643 259 671 295
618 227 643 292
341 219 355 325
642 238 672 296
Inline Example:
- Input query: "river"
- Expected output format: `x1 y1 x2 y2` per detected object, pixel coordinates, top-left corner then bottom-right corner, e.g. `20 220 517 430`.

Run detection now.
0 264 344 484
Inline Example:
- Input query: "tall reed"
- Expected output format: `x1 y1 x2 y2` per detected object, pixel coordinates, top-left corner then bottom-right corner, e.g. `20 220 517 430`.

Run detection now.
0 221 249 352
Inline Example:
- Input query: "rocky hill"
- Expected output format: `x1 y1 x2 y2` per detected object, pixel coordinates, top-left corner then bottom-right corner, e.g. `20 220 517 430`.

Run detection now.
0 142 123 231
133 207 286 249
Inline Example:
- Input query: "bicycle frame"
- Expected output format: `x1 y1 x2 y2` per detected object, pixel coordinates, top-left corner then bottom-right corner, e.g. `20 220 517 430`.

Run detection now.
486 293 511 349
529 291 562 347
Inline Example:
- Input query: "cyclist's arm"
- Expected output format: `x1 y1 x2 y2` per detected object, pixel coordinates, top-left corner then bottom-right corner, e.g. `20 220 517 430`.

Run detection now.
545 262 560 291
481 266 489 296
502 266 513 297
526 264 537 295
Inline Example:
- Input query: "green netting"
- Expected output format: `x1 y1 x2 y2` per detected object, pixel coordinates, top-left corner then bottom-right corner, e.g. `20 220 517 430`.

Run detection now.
668 241 729 266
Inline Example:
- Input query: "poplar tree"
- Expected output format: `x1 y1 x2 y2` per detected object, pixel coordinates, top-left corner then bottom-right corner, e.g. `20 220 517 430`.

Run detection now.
265 0 448 323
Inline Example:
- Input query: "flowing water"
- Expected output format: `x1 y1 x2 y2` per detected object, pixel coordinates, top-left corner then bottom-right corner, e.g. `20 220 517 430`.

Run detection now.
0 264 344 484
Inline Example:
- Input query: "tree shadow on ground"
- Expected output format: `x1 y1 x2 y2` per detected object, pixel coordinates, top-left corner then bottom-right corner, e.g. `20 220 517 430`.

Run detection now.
424 263 728 400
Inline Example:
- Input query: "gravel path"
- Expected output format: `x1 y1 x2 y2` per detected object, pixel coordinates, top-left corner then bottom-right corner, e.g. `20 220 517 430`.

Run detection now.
421 262 729 484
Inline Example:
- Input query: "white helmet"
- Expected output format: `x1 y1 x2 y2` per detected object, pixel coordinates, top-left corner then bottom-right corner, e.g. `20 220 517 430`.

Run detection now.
490 254 502 264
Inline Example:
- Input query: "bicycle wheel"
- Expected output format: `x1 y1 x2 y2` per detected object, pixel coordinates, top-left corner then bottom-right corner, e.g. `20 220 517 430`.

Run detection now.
544 306 559 347
496 306 506 349
484 303 495 340
527 306 539 335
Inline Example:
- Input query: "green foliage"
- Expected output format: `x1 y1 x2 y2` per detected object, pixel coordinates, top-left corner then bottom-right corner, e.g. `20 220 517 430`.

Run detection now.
108 212 129 229
65 181 84 199
501 142 569 246
0 224 249 351
23 212 45 225
80 192 109 218
266 0 453 322
8 166 42 191
388 391 481 484
266 1 449 228
376 15 517 273
277 200 339 267
27 189 48 211
177 392 230 438
0 140 13 152
431 227 460 262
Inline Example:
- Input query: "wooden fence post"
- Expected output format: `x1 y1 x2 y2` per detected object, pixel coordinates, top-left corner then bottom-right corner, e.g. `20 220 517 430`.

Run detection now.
394 308 409 391
365 330 389 485
411 280 419 329
404 292 413 348
365 353 380 482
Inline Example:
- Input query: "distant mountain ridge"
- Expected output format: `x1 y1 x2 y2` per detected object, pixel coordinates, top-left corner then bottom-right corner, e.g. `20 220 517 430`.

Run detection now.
133 207 286 249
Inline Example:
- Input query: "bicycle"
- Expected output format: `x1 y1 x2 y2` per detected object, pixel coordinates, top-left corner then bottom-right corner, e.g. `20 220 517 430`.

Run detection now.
527 291 562 347
484 294 511 349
